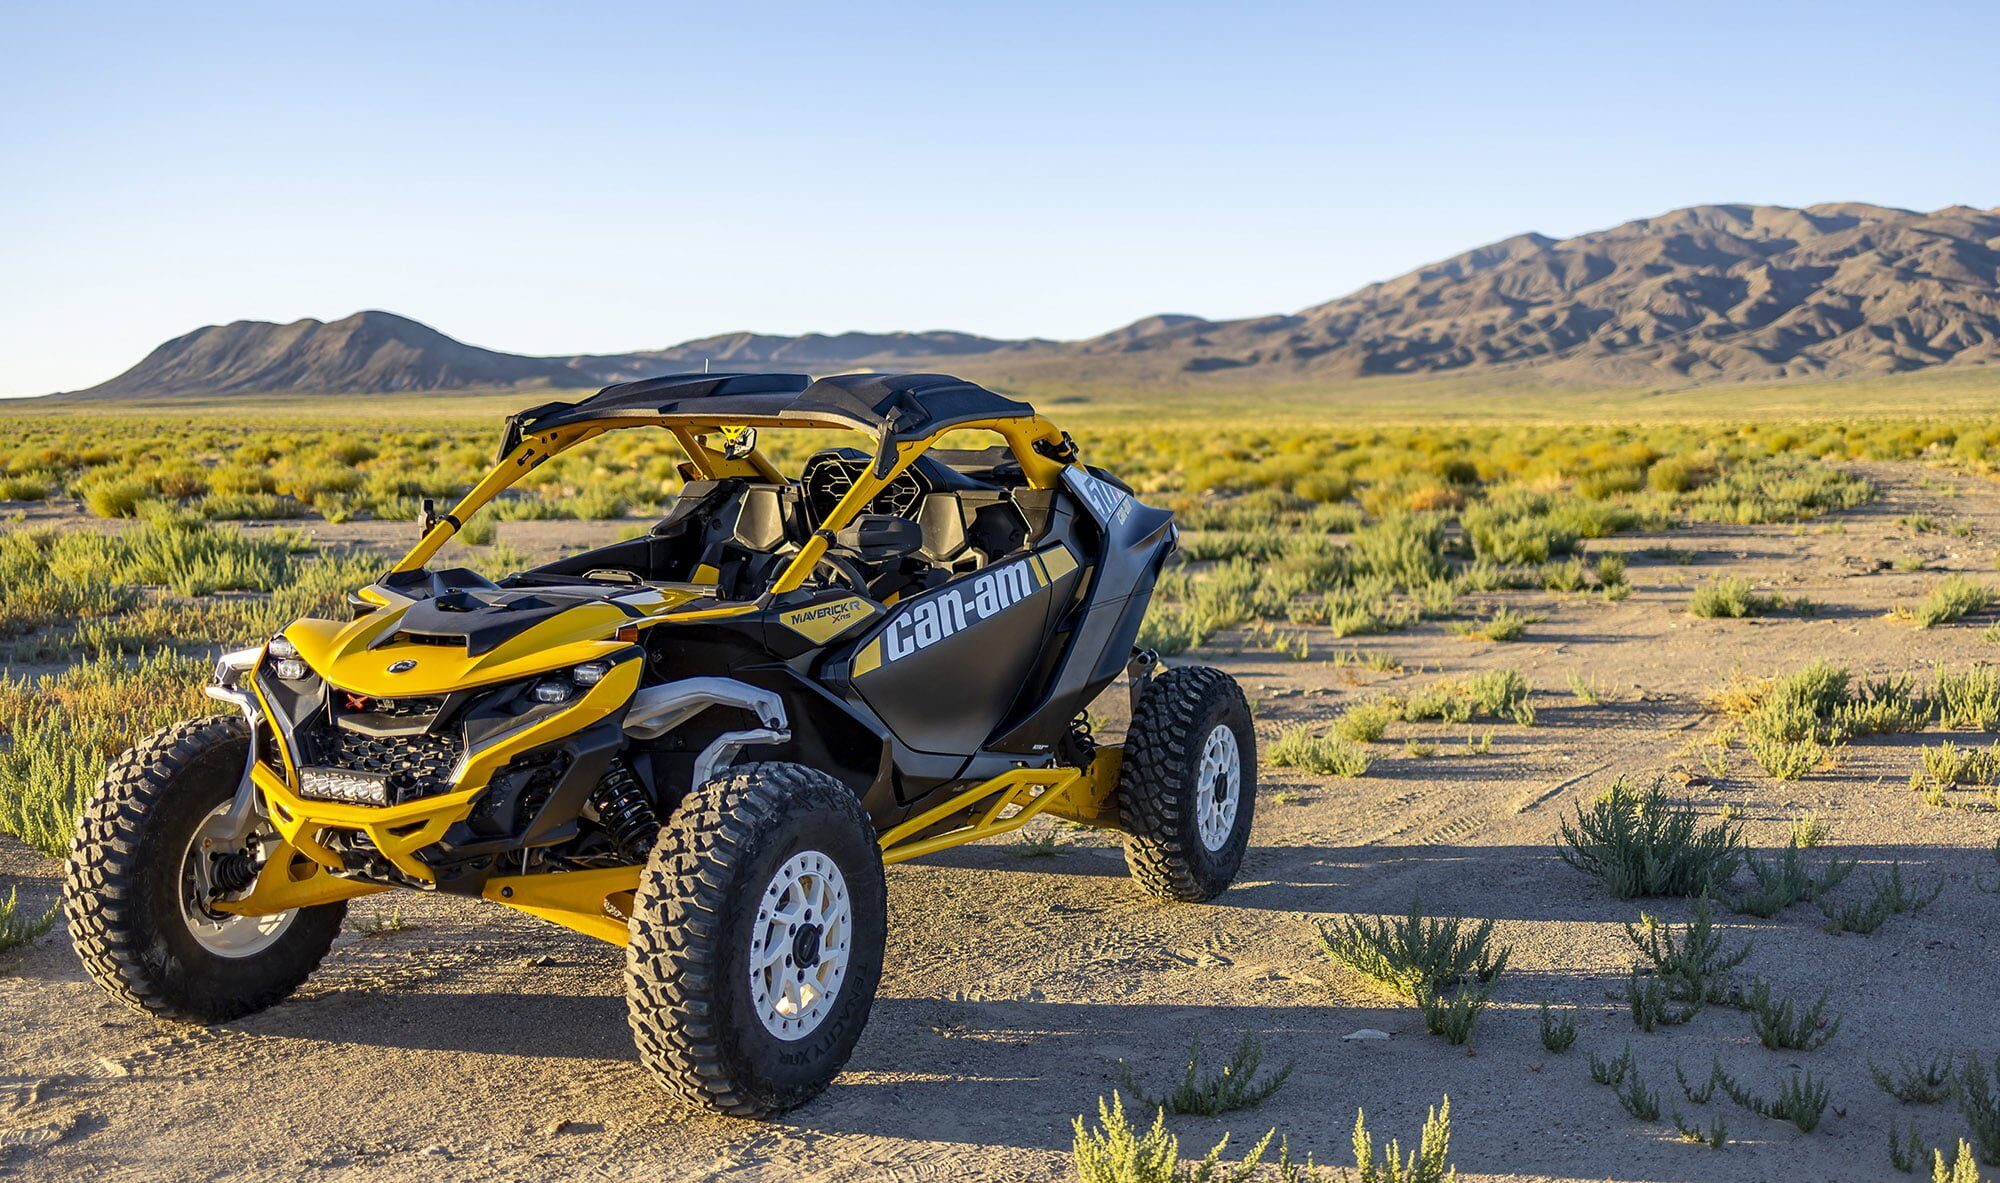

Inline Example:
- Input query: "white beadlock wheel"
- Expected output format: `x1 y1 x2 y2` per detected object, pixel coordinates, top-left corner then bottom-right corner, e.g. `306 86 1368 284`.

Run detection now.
1193 724 1242 852
1118 665 1257 902
180 801 297 958
748 850 853 1040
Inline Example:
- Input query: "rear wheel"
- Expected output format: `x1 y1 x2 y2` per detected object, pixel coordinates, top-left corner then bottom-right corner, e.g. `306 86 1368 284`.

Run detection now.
1118 666 1257 901
624 761 887 1116
65 715 347 1022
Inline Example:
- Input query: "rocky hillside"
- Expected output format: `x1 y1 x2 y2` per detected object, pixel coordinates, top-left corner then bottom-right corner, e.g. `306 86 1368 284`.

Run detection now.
1097 204 2000 381
73 311 588 397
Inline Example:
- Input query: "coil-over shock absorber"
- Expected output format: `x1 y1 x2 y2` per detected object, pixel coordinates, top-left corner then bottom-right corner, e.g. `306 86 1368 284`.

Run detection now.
588 760 660 862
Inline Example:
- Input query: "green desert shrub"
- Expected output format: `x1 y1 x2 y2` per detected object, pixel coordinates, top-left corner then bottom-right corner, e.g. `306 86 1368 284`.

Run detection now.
1333 700 1399 744
0 887 59 955
1270 726 1373 777
1557 779 1741 898
1070 1091 1272 1183
1933 665 2000 731
1688 576 1777 618
1901 576 1994 628
1116 1032 1293 1117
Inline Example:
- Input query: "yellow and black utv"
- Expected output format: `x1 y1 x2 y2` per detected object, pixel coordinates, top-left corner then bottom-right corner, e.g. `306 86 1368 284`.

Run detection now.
64 372 1257 1115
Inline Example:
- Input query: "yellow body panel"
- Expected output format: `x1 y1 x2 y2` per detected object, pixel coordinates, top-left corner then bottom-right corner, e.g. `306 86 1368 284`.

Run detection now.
282 590 694 698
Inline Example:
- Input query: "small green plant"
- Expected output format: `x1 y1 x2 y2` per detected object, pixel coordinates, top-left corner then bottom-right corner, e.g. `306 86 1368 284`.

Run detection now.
0 887 60 959
1314 902 1509 1001
1890 1117 1930 1173
1728 840 1856 917
1742 979 1842 1051
1624 896 1750 1006
1747 735 1829 780
1689 576 1777 619
1334 700 1399 744
1676 1059 1720 1104
1949 1052 2000 1166
1401 670 1533 726
1611 1060 1662 1120
1933 665 2000 730
1447 606 1542 642
1117 1032 1294 1117
357 907 415 938
1873 1051 1954 1105
1822 864 1945 934
1789 811 1832 848
1465 730 1494 755
1590 1044 1635 1087
1351 1096 1459 1183
1071 1091 1272 1183
1270 726 1374 777
1538 1001 1576 1052
1899 576 1994 629
1014 828 1063 857
1671 1107 1727 1148
1625 970 1700 1032
1403 741 1437 759
1566 671 1610 705
1717 1065 1831 1133
1557 779 1742 898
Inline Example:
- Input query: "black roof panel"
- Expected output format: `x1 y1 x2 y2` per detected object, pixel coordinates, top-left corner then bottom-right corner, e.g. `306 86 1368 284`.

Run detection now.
508 371 1033 443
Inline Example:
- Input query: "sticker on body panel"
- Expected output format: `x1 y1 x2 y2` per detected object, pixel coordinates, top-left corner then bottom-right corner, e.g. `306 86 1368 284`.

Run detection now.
853 551 1065 676
1066 467 1132 527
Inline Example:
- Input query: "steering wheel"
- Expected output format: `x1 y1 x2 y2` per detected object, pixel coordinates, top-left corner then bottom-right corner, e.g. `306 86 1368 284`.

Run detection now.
809 553 873 597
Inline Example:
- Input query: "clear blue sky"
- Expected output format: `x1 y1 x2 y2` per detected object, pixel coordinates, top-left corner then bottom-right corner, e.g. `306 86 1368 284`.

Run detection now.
3 0 1995 396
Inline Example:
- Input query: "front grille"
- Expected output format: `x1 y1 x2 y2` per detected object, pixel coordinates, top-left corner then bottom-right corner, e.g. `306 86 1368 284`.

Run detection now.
300 726 462 805
354 694 446 718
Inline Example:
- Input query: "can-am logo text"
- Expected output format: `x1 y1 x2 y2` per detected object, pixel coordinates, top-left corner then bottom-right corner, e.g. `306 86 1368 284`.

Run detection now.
882 559 1038 663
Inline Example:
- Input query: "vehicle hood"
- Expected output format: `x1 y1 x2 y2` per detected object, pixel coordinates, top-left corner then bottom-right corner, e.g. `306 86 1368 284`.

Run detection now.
283 583 694 697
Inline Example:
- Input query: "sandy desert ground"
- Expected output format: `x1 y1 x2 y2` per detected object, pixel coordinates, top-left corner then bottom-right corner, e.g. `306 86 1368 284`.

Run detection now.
3 460 1999 1182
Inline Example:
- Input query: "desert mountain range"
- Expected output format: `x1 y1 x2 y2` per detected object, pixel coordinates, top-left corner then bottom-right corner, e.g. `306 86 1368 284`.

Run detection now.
66 202 2000 397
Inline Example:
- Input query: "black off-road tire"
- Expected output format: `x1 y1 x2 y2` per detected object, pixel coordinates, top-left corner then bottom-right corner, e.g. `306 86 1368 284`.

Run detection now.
625 761 887 1117
1118 666 1257 901
64 715 347 1023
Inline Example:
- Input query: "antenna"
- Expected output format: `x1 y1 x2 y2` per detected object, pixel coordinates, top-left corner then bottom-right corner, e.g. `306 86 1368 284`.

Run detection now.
704 357 711 373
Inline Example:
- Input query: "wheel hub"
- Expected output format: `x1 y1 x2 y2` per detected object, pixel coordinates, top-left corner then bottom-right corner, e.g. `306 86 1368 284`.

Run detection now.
791 922 823 968
748 850 853 1041
179 800 298 958
1194 723 1242 852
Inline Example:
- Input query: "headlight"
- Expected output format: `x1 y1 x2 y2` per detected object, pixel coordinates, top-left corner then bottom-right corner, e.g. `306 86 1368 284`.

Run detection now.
572 661 611 687
531 677 574 704
273 658 311 681
268 635 299 660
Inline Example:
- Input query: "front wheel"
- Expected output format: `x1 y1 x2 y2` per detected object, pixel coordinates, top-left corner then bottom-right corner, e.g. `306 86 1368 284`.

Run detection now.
624 762 887 1117
1118 666 1257 902
65 715 347 1022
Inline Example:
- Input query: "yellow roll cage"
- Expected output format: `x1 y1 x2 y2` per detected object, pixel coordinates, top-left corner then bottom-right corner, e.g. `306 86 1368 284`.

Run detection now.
389 408 1075 602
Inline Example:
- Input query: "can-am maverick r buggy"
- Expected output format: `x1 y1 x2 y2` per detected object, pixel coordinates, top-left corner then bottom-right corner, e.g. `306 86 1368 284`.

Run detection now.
65 371 1257 1115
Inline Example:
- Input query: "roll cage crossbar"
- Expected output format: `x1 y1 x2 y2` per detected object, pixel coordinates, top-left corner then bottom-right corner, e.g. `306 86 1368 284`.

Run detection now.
391 372 1075 601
